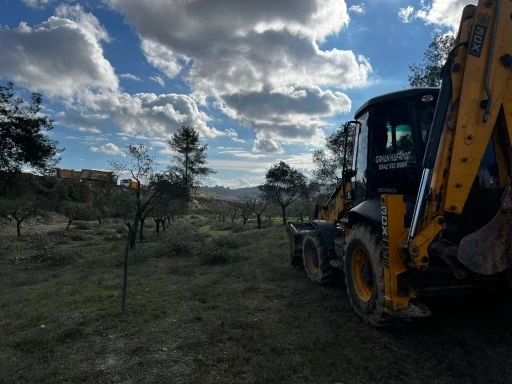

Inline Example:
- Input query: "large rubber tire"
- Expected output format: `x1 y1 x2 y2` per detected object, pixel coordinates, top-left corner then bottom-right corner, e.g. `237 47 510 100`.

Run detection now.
302 231 336 284
344 224 392 326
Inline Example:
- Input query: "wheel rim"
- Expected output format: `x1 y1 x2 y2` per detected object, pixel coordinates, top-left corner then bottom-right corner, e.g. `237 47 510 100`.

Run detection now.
351 247 373 303
305 244 319 274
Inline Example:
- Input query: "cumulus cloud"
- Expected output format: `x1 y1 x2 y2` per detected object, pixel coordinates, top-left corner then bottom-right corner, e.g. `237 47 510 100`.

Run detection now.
349 4 365 15
79 90 221 139
253 136 284 154
90 143 125 156
141 38 186 79
119 73 142 81
107 0 371 152
107 0 350 43
416 0 476 32
398 6 415 23
0 4 118 98
219 86 349 145
0 5 218 141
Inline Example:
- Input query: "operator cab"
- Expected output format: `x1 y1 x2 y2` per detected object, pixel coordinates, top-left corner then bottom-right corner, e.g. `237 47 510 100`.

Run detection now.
351 88 439 206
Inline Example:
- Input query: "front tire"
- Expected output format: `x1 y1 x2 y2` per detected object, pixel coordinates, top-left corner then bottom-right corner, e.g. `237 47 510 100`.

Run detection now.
302 231 336 284
344 224 391 326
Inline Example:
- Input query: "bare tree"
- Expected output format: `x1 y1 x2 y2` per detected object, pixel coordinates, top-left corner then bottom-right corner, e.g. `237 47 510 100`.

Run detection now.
110 144 182 312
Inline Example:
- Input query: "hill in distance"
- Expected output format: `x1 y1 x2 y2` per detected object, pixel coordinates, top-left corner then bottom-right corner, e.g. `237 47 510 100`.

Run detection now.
199 185 262 200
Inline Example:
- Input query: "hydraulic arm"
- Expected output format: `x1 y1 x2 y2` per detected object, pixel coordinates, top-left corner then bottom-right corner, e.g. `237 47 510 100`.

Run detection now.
408 0 512 274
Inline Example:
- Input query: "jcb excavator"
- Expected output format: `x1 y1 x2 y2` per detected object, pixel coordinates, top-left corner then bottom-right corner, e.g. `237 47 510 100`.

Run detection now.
287 0 512 325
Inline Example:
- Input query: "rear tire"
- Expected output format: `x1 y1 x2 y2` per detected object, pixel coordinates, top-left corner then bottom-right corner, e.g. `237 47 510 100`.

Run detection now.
344 224 391 326
303 231 336 284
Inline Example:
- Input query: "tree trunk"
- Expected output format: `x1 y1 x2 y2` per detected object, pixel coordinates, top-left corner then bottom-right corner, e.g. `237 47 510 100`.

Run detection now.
256 214 262 230
243 217 248 225
130 213 141 250
162 219 166 231
281 205 287 224
139 217 145 243
155 219 160 234
16 220 22 237
121 234 129 313
66 219 72 231
98 216 102 226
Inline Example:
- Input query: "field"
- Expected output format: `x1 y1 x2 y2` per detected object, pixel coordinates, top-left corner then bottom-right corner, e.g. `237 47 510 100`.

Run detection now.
1 216 512 384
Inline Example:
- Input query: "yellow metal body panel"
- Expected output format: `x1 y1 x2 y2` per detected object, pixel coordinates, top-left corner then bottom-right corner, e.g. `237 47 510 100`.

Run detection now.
381 195 414 311
410 5 473 262
318 181 352 223
445 0 512 213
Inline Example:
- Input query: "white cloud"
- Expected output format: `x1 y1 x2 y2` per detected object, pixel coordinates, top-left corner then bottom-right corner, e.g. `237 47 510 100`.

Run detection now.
90 142 125 156
56 110 106 134
224 128 247 143
415 0 476 32
108 0 350 43
204 175 262 189
217 150 267 159
348 4 365 15
107 0 371 152
22 0 53 8
79 90 221 139
398 6 415 23
119 73 142 81
205 151 316 187
0 4 118 99
64 135 108 144
77 127 101 134
158 147 175 156
150 75 165 87
141 38 186 79
253 136 284 154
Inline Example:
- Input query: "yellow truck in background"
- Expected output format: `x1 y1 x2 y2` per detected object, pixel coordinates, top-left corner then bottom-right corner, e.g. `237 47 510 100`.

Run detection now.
45 168 117 184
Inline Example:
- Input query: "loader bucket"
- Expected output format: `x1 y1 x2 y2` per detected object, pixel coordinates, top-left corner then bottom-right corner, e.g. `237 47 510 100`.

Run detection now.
286 222 317 266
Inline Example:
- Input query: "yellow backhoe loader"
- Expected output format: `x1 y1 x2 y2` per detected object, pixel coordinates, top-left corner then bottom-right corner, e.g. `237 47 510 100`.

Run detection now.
287 0 512 325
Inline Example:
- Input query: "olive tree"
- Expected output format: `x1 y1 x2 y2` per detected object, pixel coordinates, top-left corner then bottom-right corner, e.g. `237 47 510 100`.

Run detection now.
259 161 308 224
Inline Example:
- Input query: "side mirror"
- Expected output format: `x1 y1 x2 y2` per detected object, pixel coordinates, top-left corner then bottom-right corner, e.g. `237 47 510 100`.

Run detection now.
343 169 356 179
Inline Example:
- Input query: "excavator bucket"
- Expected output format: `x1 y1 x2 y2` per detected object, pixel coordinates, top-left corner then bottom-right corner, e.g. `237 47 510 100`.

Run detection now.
457 185 512 275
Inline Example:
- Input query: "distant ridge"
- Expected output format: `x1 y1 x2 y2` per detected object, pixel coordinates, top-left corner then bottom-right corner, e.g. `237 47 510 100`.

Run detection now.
199 185 262 200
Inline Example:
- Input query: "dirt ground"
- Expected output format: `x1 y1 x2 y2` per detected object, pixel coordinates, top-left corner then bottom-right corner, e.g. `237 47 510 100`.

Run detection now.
0 215 68 236
1 224 512 384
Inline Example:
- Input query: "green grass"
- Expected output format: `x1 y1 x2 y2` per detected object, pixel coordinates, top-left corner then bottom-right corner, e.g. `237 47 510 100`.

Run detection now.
1 216 512 383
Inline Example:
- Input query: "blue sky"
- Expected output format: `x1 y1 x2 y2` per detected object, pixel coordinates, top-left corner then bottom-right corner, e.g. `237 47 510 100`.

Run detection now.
0 0 471 187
